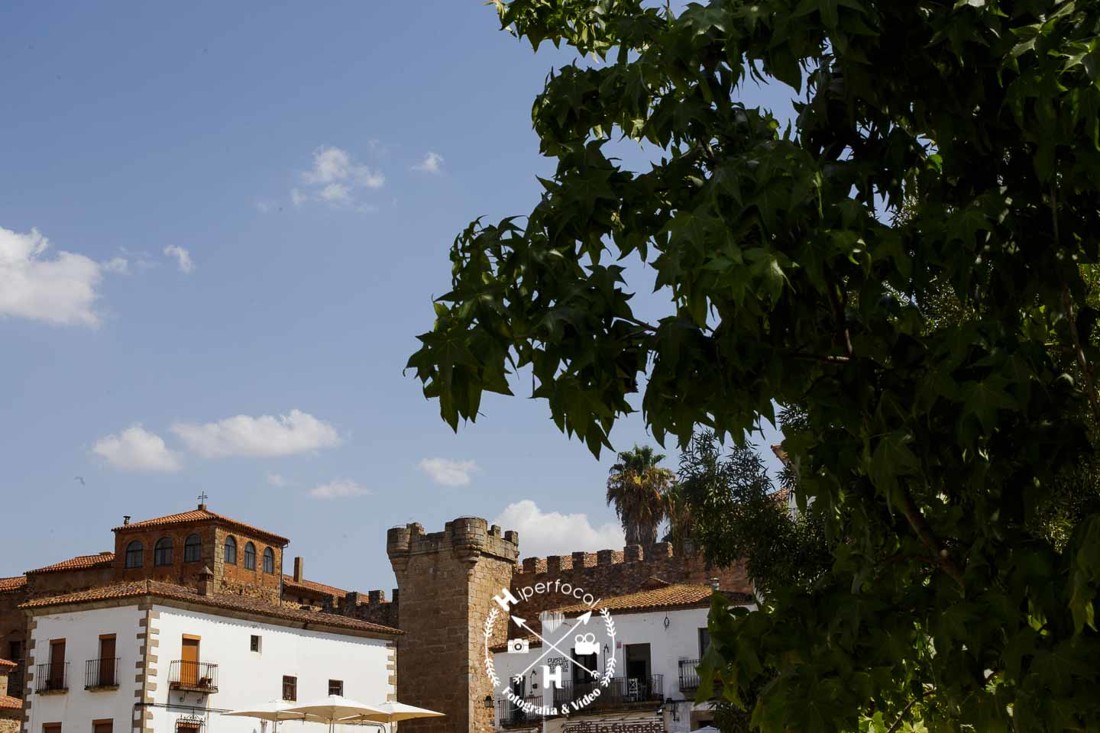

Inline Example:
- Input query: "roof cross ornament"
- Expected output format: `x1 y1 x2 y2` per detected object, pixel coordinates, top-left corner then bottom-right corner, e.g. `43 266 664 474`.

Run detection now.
197 491 209 509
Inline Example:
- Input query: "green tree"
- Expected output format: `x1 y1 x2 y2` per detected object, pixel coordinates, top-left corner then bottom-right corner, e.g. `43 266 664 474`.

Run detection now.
606 444 674 546
407 0 1100 729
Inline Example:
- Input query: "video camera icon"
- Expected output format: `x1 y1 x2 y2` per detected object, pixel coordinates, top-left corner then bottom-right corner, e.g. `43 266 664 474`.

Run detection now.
574 633 599 656
507 638 530 654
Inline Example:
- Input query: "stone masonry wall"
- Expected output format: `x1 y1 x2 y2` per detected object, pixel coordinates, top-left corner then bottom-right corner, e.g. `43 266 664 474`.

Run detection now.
510 542 752 621
388 518 518 733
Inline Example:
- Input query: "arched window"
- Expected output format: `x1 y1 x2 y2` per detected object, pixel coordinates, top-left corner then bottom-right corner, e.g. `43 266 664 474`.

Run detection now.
153 537 173 566
184 534 201 563
224 536 237 565
262 547 275 574
244 542 257 570
125 541 143 569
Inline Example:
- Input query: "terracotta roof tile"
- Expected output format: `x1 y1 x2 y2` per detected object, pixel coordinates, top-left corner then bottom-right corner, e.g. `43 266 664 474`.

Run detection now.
0 695 21 710
21 580 400 637
26 552 114 575
0 658 16 669
282 575 350 599
555 583 751 615
114 507 289 545
0 576 26 592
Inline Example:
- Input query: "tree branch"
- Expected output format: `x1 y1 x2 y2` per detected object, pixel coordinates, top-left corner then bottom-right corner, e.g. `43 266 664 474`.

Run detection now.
895 486 964 588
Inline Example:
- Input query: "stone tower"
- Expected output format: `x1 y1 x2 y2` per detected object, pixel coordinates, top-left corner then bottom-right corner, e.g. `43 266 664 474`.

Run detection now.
387 517 518 733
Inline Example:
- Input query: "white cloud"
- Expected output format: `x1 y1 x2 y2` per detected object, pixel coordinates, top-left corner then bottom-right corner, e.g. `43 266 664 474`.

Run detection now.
308 478 371 500
412 151 444 174
493 500 625 557
163 245 194 274
102 257 129 274
418 457 479 487
266 472 288 487
171 409 341 458
0 225 104 327
92 425 182 472
295 146 384 208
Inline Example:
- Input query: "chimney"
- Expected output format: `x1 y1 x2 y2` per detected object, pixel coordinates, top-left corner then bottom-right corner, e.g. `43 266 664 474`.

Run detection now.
710 577 720 592
123 515 131 526
293 556 304 583
198 566 214 597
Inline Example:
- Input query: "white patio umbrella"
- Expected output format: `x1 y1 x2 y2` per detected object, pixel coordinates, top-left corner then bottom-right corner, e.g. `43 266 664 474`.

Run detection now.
283 695 387 732
692 726 721 733
338 700 445 724
224 700 328 731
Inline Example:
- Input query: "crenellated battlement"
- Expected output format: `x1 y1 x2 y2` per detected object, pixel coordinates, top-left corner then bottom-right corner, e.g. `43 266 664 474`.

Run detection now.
387 516 519 565
516 542 677 575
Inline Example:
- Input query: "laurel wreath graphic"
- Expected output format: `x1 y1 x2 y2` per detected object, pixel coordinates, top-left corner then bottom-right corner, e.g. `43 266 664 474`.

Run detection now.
483 603 618 703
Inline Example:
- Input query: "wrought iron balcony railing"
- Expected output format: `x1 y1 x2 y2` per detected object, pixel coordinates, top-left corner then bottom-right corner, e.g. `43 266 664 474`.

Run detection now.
168 660 219 694
85 657 120 689
552 674 664 711
495 694 545 727
35 662 68 693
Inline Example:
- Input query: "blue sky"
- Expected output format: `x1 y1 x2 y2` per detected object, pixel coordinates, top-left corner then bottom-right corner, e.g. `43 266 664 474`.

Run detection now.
0 1 792 592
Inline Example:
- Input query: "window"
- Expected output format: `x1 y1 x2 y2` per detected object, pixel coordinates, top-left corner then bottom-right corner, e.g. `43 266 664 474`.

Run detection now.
93 721 113 733
262 547 275 574
244 542 256 570
9 640 23 661
224 536 237 565
698 628 711 657
282 675 297 701
250 635 261 653
184 534 201 563
48 639 66 691
43 724 61 733
96 635 117 687
124 541 143 569
175 720 203 733
153 537 173 566
328 679 343 696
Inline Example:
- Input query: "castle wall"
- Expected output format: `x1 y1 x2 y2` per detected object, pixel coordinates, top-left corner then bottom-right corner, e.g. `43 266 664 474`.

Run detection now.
388 518 518 733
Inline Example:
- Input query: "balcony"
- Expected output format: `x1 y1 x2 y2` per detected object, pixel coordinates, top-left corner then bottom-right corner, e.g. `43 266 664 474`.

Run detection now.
495 694 544 727
168 660 219 694
85 657 120 690
35 662 68 694
679 659 700 693
552 675 664 711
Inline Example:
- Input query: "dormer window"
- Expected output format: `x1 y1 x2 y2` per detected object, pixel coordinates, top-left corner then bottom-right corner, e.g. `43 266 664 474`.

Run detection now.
263 547 275 574
224 536 237 565
125 541 144 569
154 537 174 566
184 534 201 563
244 542 257 570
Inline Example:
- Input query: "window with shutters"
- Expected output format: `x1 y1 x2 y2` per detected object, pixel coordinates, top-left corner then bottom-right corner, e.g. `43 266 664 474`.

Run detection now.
282 675 297 701
43 724 61 733
93 720 113 733
329 679 343 696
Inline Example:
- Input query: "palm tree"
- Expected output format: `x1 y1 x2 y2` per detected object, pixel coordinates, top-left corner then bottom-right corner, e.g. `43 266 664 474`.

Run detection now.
606 445 674 546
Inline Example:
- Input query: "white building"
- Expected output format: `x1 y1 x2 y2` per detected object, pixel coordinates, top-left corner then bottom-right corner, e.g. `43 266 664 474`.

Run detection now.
22 578 399 732
491 582 754 733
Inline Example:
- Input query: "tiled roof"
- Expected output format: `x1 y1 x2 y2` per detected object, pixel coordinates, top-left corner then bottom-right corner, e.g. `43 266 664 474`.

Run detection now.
113 507 290 545
26 552 114 575
0 695 21 710
282 575 350 599
0 576 26 592
0 658 16 669
21 580 401 637
555 583 751 615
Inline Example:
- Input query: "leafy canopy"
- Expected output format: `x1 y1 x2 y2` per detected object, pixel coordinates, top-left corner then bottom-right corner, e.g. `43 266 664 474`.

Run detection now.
408 0 1100 729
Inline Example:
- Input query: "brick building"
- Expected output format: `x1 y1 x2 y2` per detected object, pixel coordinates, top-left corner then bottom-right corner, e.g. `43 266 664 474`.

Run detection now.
0 658 20 733
2 507 751 733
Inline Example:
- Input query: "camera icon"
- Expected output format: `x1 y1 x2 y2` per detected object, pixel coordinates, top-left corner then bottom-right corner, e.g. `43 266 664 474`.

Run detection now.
507 638 530 654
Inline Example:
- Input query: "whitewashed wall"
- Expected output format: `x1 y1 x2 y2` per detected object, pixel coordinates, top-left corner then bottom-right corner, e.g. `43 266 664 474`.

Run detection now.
26 602 394 733
493 605 753 733
25 605 146 730
150 604 394 732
